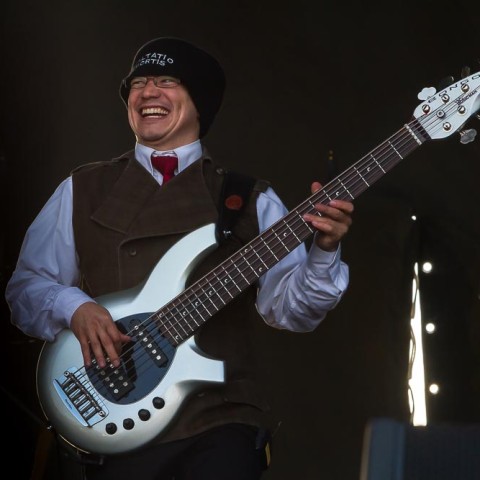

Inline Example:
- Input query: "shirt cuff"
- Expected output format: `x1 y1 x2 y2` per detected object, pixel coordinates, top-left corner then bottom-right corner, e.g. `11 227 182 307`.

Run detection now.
54 287 95 328
307 242 341 268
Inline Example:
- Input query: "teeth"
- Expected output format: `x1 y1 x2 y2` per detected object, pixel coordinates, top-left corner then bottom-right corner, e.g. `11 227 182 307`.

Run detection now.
142 107 168 116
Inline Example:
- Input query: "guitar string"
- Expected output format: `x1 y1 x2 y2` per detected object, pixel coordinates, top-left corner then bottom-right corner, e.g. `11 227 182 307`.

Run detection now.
73 90 470 402
127 103 448 342
146 87 477 347
142 99 459 354
77 99 454 394
151 122 424 337
152 83 474 334
78 126 424 393
77 108 446 396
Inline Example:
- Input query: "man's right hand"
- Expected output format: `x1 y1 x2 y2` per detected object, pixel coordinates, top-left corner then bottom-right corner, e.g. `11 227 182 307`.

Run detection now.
70 302 132 369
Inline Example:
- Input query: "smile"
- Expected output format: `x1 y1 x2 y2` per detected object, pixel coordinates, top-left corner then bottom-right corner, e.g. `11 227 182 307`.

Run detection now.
141 107 169 117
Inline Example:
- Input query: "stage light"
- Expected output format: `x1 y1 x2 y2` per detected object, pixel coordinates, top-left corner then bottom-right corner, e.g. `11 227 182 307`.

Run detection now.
429 383 439 395
425 323 436 333
422 261 433 273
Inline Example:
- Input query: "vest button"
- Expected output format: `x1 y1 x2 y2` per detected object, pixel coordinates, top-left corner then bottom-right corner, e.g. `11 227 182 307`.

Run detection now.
128 248 137 256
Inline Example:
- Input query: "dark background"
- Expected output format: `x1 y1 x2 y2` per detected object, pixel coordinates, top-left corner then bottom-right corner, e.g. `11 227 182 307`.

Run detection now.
1 1 480 479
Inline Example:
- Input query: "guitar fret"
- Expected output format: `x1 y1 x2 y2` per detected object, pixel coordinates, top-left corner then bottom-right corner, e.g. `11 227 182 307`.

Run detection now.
206 278 227 307
177 306 201 333
157 313 176 336
276 227 298 252
220 260 242 292
176 308 196 334
169 302 194 336
217 265 238 298
261 236 280 263
301 221 314 236
157 305 194 344
265 249 282 270
248 246 269 277
270 224 294 256
284 218 302 244
234 259 252 286
190 297 207 322
176 266 246 334
336 178 354 200
195 283 218 315
167 320 184 343
388 140 404 159
353 166 370 187
240 251 262 281
370 154 386 173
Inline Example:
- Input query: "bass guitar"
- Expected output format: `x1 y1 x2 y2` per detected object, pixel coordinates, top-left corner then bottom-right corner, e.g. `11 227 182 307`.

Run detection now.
36 69 480 455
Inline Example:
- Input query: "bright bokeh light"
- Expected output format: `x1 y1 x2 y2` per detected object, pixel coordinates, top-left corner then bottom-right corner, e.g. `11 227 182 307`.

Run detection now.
425 322 436 333
429 383 439 395
409 263 427 426
422 261 433 273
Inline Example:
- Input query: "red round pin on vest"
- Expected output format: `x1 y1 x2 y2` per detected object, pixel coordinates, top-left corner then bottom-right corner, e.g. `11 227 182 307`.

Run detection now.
225 194 243 210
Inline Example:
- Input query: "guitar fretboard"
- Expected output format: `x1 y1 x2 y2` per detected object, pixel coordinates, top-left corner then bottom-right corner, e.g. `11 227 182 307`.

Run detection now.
154 118 428 344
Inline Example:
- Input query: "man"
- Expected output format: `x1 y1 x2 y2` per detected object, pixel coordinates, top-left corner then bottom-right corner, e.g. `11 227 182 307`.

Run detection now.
6 37 353 479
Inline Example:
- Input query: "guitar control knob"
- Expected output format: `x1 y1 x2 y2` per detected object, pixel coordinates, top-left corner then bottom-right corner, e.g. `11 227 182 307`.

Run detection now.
123 418 135 430
105 423 118 435
153 397 165 409
138 409 151 421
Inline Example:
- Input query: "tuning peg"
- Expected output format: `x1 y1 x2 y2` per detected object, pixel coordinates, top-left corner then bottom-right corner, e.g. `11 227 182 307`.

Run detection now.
437 75 455 90
459 129 477 144
461 66 471 78
417 86 436 101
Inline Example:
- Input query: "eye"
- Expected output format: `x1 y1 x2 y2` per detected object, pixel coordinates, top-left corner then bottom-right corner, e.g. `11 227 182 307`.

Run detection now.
158 77 180 87
130 78 147 88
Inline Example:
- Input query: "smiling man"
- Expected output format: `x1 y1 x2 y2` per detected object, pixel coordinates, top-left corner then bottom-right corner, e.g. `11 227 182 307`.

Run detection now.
5 37 353 479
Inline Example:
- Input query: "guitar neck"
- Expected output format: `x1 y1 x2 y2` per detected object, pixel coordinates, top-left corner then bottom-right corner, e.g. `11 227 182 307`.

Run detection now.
155 118 429 344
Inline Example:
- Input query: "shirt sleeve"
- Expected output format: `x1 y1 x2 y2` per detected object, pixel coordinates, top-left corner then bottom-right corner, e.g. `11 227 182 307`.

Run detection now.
255 187 349 332
5 178 92 342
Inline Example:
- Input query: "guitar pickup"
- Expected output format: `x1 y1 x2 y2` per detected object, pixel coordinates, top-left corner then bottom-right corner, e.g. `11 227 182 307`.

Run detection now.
94 361 135 401
130 319 168 368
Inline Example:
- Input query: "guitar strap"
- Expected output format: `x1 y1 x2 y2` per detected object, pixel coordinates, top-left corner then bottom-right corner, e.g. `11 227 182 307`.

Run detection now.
216 170 256 243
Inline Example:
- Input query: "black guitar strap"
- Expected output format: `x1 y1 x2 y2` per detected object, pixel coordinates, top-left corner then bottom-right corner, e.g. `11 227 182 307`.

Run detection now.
216 170 256 243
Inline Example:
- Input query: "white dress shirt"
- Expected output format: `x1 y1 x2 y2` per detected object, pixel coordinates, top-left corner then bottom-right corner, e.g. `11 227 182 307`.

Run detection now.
5 140 349 342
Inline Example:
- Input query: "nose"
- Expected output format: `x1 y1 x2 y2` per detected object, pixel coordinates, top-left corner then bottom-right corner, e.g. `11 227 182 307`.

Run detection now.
142 79 162 97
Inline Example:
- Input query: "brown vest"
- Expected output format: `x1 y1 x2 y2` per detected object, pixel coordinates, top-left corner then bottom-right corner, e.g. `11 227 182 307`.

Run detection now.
71 150 276 443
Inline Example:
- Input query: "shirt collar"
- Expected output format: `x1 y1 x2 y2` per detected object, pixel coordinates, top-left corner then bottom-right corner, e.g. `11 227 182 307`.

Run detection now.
135 140 203 176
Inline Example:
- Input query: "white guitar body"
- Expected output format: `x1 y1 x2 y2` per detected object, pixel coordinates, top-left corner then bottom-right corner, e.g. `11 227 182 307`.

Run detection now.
36 224 224 455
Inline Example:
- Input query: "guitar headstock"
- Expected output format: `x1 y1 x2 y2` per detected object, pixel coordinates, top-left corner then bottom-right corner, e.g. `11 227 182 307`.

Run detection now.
413 70 480 141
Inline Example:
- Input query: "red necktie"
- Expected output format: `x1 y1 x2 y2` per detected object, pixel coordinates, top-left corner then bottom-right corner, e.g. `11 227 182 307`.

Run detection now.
151 154 178 184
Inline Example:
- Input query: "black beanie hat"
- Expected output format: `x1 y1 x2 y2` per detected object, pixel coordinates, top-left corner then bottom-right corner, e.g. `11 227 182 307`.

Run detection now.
120 37 226 138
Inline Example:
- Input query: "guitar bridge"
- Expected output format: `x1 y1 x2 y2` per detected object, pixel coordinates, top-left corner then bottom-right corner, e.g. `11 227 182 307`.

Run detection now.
53 367 109 427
